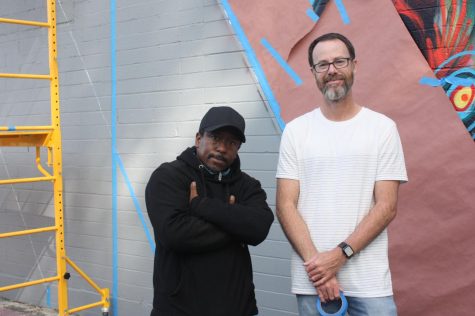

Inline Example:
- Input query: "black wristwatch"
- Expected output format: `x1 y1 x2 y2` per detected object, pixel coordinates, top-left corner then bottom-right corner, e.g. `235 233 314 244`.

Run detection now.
338 242 355 259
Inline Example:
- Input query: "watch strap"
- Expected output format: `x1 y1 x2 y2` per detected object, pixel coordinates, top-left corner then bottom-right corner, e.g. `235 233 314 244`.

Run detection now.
338 242 354 259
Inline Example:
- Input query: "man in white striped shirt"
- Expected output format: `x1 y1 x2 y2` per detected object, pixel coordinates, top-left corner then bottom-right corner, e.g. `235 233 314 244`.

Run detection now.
276 33 407 316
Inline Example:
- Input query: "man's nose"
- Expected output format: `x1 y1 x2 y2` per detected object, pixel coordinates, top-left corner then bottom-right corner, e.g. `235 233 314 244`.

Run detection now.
327 63 338 74
214 140 227 152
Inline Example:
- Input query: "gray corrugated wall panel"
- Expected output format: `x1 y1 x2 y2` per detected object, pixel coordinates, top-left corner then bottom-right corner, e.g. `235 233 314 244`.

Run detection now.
259 308 298 316
256 289 298 314
267 223 289 242
118 60 180 80
117 101 274 124
116 284 153 307
240 153 279 170
254 273 293 296
251 240 292 259
62 153 111 167
116 68 254 94
204 84 264 102
252 255 291 277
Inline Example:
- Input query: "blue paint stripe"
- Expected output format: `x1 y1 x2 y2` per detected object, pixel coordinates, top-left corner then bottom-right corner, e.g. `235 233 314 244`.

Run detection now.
117 155 156 253
335 0 350 24
46 285 51 308
420 76 474 87
306 8 319 23
110 0 119 315
419 77 443 87
221 0 285 130
468 119 475 133
261 38 303 86
444 76 474 87
7 126 15 131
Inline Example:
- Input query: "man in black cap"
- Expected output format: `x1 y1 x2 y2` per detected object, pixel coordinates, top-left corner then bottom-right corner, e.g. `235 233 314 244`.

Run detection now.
146 106 274 316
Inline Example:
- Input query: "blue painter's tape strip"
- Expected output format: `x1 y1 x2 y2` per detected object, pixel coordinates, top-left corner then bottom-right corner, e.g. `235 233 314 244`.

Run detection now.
110 0 119 315
221 0 286 130
306 8 319 23
112 153 118 316
117 155 156 253
335 0 350 24
261 38 303 86
419 77 443 87
7 126 16 131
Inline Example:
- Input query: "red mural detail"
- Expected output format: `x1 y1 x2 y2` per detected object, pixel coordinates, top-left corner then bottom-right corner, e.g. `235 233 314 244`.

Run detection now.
393 0 424 29
427 0 473 77
394 0 474 77
393 0 474 139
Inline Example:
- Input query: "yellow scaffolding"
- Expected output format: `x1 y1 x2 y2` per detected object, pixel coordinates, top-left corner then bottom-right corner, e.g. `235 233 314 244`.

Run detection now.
0 2 109 315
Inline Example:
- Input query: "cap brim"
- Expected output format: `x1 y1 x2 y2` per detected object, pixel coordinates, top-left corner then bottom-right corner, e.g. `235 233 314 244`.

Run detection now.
204 124 246 143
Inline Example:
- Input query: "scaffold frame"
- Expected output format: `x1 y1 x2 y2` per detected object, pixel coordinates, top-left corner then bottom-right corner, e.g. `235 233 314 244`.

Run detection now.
0 1 110 315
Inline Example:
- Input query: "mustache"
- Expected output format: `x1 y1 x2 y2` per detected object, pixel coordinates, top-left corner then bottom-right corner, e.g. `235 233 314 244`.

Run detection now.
208 153 227 162
324 74 345 83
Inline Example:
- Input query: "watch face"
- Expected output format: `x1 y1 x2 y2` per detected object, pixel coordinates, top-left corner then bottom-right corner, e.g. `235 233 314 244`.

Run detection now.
344 246 354 257
338 242 354 258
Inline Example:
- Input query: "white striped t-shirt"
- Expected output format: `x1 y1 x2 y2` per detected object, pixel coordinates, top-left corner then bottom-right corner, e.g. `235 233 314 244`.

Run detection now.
276 107 408 297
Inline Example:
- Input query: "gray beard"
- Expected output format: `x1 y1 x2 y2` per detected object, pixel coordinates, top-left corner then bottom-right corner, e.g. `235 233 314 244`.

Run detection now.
324 84 347 102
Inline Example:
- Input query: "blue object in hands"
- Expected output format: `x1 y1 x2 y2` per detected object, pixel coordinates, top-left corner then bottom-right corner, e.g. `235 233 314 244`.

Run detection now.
316 291 348 316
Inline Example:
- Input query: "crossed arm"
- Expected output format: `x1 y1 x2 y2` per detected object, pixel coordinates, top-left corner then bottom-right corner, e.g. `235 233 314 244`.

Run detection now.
146 168 233 253
276 178 400 302
146 165 273 253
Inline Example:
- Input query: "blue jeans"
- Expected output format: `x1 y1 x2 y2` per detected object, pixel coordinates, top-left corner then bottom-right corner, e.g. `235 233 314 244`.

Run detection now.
297 294 398 316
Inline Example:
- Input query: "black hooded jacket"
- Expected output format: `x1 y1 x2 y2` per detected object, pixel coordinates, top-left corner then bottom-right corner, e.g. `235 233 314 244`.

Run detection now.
145 147 274 316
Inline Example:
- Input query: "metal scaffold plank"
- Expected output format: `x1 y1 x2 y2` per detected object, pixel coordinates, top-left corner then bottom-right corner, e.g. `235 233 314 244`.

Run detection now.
0 131 53 147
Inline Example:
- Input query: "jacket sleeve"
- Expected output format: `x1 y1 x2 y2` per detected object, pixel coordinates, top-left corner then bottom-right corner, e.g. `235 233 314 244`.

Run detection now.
191 175 274 246
145 164 232 253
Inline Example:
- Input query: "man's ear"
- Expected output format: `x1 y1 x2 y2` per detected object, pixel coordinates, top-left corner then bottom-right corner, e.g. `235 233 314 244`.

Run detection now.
195 132 202 147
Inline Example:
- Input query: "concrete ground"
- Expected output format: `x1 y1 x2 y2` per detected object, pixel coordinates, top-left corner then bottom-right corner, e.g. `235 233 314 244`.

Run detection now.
0 298 58 316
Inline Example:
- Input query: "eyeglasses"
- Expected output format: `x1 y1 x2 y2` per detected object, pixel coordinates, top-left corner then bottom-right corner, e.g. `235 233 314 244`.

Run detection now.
311 58 352 73
205 132 241 150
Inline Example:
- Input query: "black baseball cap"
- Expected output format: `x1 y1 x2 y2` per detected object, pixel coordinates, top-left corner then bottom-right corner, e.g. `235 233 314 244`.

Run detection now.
199 106 246 143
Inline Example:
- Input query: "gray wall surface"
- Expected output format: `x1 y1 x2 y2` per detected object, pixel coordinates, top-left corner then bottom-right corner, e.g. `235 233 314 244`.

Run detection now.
0 1 296 315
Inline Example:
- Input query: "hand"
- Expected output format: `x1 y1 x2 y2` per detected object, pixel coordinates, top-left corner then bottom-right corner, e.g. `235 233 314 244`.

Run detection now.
316 276 341 303
190 182 235 205
304 248 346 287
189 181 198 203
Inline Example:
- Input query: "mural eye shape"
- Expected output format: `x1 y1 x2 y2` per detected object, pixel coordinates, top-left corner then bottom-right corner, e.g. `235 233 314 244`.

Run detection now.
449 85 474 111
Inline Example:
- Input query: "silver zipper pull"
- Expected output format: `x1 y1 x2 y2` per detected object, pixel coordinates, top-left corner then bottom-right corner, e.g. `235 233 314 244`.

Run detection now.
218 172 222 181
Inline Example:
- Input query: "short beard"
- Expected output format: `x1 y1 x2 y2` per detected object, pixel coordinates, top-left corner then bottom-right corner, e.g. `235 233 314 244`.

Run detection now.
324 84 348 102
318 73 354 103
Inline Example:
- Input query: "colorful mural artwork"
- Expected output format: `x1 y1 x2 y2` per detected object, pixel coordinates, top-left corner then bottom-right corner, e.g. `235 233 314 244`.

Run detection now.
393 0 475 138
314 0 475 138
